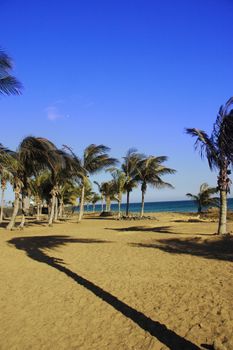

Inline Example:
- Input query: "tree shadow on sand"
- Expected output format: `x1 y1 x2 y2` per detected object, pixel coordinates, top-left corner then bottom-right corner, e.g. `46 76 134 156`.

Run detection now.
8 235 200 350
108 225 173 234
130 236 233 262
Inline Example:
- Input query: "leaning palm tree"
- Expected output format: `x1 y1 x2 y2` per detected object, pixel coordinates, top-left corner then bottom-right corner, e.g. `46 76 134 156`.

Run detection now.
64 144 117 221
186 97 233 234
122 149 143 216
136 156 176 217
0 49 22 96
186 183 218 214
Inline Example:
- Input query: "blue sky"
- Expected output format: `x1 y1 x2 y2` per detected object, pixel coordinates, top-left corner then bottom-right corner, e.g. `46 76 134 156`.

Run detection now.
1 0 233 202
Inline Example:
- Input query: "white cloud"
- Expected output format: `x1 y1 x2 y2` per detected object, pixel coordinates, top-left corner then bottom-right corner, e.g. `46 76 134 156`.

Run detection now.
45 106 63 121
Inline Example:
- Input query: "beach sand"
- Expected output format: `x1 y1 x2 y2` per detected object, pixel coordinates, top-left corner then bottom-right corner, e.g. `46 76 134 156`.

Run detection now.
0 212 233 350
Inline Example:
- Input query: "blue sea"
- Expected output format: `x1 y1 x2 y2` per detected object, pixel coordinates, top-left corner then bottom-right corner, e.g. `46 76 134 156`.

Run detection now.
79 198 233 214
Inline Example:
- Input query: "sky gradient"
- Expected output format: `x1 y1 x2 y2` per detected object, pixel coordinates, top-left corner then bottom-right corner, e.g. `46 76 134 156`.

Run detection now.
1 0 233 202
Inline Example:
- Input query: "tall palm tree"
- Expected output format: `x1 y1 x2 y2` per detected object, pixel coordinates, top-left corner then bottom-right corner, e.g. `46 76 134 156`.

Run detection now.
64 144 117 221
186 97 233 234
122 149 143 216
136 156 176 217
186 183 218 214
0 49 22 96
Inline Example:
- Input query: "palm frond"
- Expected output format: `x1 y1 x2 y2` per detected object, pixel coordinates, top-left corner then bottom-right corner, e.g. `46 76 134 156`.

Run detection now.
0 75 22 95
213 98 233 162
185 128 218 170
19 136 59 176
0 49 13 70
186 193 198 200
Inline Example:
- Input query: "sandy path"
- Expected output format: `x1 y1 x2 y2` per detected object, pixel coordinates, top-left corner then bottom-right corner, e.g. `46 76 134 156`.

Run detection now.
0 213 232 350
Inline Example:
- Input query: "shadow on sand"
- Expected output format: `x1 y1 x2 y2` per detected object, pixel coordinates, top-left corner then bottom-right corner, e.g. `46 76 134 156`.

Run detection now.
108 225 173 234
108 225 218 237
8 235 200 350
130 236 233 262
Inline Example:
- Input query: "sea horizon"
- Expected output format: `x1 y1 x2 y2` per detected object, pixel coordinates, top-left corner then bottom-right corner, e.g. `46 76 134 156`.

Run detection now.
79 198 233 214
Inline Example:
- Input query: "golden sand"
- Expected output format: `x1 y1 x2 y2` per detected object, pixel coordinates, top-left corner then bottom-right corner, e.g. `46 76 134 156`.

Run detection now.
0 212 233 350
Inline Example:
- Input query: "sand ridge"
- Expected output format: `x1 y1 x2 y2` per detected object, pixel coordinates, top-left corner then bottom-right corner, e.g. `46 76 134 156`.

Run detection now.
0 212 233 350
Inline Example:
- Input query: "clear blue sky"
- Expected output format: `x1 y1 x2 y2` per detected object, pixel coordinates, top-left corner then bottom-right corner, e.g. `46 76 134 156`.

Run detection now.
1 0 233 202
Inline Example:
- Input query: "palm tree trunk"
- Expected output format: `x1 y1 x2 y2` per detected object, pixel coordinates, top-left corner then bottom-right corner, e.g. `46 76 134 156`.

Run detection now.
0 188 5 223
54 197 58 221
118 200 121 218
18 194 26 229
48 188 56 226
78 185 85 221
36 203 40 221
140 190 145 218
106 196 111 211
101 198 104 212
217 164 229 235
218 189 227 234
7 190 20 230
39 204 42 216
58 199 63 218
126 190 130 216
104 197 107 211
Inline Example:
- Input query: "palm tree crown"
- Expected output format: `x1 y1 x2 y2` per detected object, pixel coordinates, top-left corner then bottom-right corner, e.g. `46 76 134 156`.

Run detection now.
63 144 117 221
186 97 233 234
135 155 176 217
122 148 144 216
186 183 218 213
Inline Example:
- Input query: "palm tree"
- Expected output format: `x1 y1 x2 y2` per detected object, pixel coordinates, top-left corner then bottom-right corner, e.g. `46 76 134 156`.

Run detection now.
122 149 143 216
0 145 14 223
0 49 22 96
47 149 79 225
136 156 176 217
94 181 105 212
108 168 126 218
100 181 115 212
0 168 12 223
64 144 117 221
186 97 233 234
91 193 101 212
186 183 218 214
5 137 59 230
29 171 51 221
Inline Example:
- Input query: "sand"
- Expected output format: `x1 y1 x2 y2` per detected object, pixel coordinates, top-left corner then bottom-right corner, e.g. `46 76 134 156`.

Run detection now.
0 212 233 350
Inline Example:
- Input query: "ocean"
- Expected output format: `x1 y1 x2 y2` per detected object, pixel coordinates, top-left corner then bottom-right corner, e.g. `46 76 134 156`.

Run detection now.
79 198 233 214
